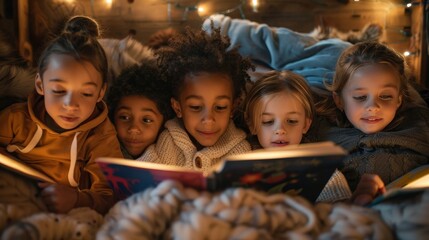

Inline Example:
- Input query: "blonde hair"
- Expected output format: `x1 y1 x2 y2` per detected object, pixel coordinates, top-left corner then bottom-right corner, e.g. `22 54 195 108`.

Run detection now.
244 70 314 134
316 41 415 128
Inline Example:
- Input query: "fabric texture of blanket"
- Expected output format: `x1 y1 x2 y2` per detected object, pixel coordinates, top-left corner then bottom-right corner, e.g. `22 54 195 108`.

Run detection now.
202 14 352 95
97 180 393 240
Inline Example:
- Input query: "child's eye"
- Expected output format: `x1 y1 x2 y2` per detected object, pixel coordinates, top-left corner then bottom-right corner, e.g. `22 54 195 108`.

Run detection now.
118 115 130 121
142 118 154 124
380 95 393 100
82 93 94 97
287 119 299 125
215 106 228 111
52 90 65 95
189 105 202 111
262 120 274 126
353 95 367 101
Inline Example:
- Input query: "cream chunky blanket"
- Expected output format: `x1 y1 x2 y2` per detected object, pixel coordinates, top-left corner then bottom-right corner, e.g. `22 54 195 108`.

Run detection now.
2 178 429 239
98 180 393 240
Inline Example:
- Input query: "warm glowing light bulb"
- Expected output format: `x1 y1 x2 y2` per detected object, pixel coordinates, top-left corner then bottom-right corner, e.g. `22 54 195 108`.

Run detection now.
406 3 412 7
198 6 205 15
251 0 259 12
105 0 113 7
354 0 360 2
404 51 411 56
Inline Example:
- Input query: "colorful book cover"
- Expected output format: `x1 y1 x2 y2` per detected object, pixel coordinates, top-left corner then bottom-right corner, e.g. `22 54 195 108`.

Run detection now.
96 160 207 200
96 141 346 201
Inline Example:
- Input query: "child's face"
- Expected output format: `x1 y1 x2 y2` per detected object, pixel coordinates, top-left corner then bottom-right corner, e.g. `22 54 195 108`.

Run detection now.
114 95 164 158
256 92 311 148
333 65 402 134
171 72 234 147
35 54 106 130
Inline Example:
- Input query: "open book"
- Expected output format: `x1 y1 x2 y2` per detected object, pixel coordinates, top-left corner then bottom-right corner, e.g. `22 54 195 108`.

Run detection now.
0 148 55 183
370 164 429 206
96 141 346 201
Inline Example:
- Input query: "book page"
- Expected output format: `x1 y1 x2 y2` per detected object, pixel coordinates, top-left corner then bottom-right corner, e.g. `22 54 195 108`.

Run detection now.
0 150 55 183
226 141 346 161
370 165 429 206
404 174 429 188
386 165 429 190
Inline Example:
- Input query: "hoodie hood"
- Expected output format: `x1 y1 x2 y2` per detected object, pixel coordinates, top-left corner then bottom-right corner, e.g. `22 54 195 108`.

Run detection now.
6 92 110 187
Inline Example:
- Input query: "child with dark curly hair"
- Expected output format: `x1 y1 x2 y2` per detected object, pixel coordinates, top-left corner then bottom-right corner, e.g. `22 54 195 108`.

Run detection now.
107 62 174 159
137 27 254 174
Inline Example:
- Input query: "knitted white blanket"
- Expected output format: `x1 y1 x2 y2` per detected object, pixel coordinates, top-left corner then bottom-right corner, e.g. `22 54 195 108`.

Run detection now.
98 180 393 240
2 179 429 239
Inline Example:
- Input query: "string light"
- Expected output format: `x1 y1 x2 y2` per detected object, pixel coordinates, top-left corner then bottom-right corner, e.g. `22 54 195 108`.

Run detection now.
183 0 249 20
403 51 417 57
174 1 246 21
104 0 112 8
198 6 205 15
251 0 259 12
405 1 422 7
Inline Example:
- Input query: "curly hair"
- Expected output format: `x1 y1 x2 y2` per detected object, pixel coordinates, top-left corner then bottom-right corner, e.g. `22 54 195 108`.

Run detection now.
146 28 181 50
156 26 254 101
107 62 174 123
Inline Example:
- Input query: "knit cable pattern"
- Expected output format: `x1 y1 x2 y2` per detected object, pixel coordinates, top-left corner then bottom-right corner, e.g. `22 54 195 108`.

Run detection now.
1 207 103 240
98 180 393 240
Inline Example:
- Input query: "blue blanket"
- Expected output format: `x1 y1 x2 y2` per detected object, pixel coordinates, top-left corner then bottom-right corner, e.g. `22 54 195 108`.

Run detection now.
203 14 351 94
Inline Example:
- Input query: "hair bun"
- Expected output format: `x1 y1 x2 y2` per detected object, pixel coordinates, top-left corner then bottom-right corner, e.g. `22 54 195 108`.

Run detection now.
64 15 100 38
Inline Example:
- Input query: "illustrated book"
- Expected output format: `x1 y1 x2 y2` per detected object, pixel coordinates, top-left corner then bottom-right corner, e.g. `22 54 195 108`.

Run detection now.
96 141 347 201
0 148 55 183
370 164 429 206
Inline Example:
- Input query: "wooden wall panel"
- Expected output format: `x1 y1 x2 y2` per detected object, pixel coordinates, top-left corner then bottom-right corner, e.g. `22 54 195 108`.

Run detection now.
9 0 425 84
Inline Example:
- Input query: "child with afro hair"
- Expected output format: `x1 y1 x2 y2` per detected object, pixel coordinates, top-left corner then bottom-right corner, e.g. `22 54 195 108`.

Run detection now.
107 62 174 159
137 26 254 174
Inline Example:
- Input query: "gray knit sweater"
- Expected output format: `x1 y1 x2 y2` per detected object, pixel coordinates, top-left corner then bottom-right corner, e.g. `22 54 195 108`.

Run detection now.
137 118 251 174
312 106 429 191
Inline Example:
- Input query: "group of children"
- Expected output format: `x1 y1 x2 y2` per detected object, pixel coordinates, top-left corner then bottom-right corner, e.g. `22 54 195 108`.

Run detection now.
1 15 428 217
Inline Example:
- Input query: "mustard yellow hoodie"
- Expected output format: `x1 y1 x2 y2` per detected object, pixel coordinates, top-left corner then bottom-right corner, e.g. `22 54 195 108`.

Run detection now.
0 92 123 214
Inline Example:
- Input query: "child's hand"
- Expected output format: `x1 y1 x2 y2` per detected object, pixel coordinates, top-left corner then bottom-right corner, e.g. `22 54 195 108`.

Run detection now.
38 182 78 213
351 174 386 206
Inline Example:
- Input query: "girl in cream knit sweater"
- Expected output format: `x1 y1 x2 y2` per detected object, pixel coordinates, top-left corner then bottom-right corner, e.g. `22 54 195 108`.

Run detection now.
137 26 253 173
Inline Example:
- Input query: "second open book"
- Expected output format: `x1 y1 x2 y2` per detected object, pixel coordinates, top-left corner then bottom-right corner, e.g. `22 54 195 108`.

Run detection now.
0 148 55 183
370 164 429 206
96 141 346 201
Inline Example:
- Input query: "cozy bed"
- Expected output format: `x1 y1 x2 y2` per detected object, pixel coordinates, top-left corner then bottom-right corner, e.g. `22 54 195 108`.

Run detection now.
1 13 429 240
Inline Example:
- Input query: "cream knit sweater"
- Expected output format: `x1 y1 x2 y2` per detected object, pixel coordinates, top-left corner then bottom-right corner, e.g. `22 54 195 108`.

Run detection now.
137 118 251 174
